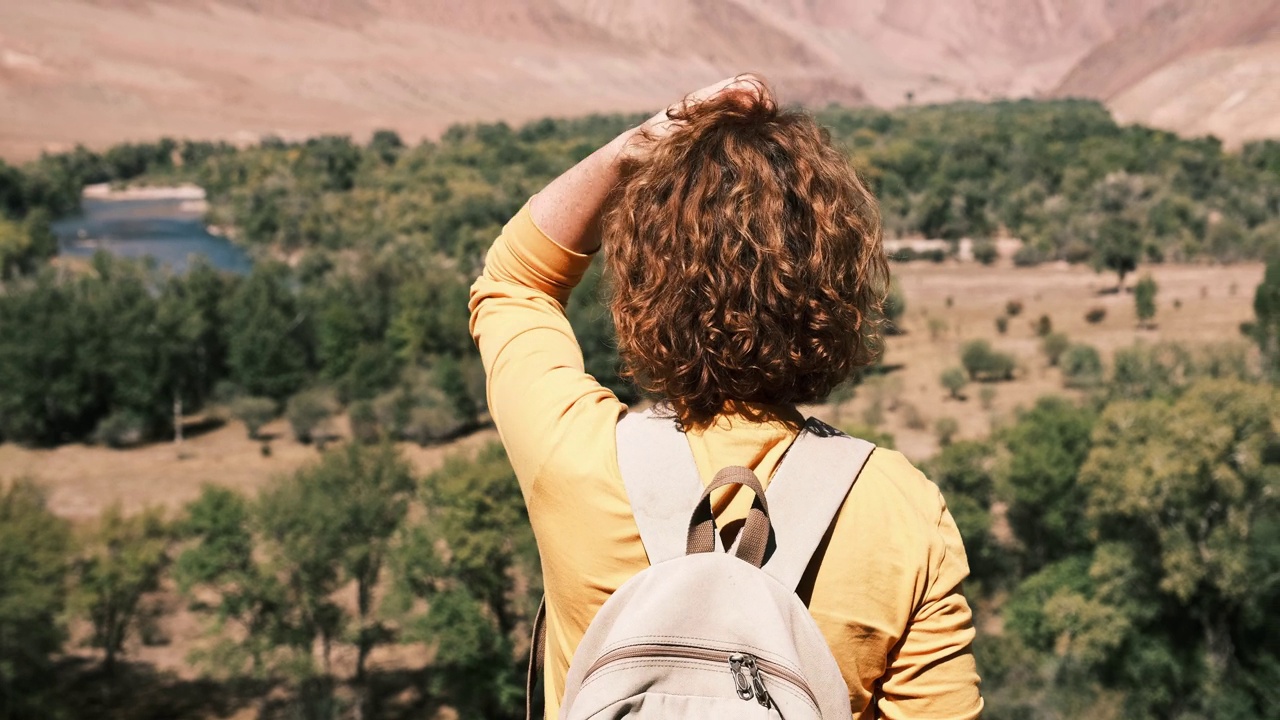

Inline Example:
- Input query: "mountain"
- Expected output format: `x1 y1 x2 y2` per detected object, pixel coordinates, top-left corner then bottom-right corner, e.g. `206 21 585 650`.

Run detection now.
1054 0 1280 147
0 0 1270 160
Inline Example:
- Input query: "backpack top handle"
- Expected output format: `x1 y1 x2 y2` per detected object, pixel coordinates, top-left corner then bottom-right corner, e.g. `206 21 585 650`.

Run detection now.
686 466 772 567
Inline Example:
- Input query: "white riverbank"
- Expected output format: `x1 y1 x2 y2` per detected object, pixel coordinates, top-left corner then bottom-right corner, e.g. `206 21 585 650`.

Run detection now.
82 182 206 201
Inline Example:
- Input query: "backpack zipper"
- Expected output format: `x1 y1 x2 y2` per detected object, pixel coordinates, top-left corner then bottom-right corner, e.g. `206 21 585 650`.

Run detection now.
580 643 818 710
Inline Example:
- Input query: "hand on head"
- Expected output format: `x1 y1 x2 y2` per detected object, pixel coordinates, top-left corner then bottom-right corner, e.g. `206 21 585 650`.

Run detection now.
622 74 772 158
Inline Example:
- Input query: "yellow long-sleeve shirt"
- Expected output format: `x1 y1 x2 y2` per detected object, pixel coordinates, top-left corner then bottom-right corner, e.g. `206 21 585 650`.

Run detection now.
469 203 983 719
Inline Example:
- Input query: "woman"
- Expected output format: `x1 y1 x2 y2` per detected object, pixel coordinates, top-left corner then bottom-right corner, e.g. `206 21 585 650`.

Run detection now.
469 76 983 719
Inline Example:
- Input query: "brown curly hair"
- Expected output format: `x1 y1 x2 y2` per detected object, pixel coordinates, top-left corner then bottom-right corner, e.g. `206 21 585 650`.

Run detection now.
602 79 888 427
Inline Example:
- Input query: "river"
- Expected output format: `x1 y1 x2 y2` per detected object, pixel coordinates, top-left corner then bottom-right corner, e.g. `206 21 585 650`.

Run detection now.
53 186 253 274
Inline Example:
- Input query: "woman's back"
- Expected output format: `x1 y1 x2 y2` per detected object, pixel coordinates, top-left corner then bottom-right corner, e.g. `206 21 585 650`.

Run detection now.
468 76 982 718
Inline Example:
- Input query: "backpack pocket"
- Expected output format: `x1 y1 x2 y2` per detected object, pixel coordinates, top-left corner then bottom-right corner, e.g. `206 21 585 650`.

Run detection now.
567 643 821 720
587 692 777 719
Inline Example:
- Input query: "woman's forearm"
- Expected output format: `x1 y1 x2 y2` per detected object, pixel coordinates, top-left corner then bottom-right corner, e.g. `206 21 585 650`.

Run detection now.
529 128 638 255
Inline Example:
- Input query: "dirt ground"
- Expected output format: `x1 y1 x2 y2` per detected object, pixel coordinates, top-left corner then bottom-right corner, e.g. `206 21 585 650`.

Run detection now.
814 259 1265 458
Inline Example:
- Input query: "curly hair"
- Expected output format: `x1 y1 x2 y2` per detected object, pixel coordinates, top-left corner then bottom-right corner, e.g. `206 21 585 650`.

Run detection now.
602 79 889 427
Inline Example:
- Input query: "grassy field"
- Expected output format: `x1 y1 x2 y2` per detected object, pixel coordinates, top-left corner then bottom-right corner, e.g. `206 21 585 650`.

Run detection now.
0 258 1263 520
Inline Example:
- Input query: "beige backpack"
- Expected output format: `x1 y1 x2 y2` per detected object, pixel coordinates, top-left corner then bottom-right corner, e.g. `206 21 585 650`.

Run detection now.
527 406 876 719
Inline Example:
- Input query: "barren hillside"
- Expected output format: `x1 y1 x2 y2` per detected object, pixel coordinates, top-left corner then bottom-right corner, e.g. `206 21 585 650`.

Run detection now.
1054 0 1280 147
0 0 1172 160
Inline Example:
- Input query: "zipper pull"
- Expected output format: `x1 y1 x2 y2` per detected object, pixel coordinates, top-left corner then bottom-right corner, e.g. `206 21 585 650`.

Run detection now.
741 654 772 708
728 653 754 701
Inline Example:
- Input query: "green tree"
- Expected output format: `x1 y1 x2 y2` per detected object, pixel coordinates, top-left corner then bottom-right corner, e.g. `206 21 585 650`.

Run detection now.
73 504 170 677
1040 332 1070 367
1252 256 1280 381
230 396 277 440
925 442 1002 589
961 339 1016 381
1093 216 1141 289
1134 273 1158 327
223 263 308 401
1061 343 1104 389
174 486 285 681
395 443 538 718
286 387 339 444
1080 380 1280 717
0 480 72 718
314 443 414 707
1001 396 1096 572
941 367 968 399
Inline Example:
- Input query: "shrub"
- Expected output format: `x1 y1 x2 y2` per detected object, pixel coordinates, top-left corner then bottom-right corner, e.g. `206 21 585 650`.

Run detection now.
93 410 148 448
1041 332 1070 367
1085 307 1107 324
935 417 960 446
1061 343 1104 388
1005 300 1024 317
230 396 276 440
995 316 1009 334
979 386 997 410
973 240 998 265
921 248 948 263
286 388 339 444
961 340 1016 381
900 402 927 430
1034 314 1052 337
373 367 471 445
927 317 948 341
941 367 969 400
348 399 381 444
1013 245 1047 267
884 280 906 334
1134 273 1158 327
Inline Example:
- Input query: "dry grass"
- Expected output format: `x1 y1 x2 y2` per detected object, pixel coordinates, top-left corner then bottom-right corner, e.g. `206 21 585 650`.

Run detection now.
808 259 1264 459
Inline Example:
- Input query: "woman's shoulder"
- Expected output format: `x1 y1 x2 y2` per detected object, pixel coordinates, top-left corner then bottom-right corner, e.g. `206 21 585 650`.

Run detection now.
846 446 948 529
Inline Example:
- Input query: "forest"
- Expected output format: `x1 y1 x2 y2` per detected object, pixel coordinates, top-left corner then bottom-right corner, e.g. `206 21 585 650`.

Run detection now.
0 99 1279 719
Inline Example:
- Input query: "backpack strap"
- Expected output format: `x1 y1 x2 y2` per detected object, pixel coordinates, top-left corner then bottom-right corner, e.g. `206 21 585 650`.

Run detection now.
760 417 876 591
616 407 719 565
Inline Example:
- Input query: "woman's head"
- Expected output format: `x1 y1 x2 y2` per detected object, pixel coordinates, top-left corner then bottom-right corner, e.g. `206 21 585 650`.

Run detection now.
602 78 888 426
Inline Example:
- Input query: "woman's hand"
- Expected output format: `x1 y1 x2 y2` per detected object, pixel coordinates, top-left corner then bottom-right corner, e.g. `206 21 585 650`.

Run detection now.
617 74 768 161
532 74 767 254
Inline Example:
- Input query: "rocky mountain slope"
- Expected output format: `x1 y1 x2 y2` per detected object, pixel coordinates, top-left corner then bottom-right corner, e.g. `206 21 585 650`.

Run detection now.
0 0 1270 160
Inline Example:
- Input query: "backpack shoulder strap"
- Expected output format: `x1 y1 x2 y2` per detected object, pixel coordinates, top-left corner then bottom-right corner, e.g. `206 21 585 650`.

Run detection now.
760 417 876 591
616 406 717 565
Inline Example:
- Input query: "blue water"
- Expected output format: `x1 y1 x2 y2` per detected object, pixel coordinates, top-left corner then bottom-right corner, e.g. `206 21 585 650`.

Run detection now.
53 197 253 274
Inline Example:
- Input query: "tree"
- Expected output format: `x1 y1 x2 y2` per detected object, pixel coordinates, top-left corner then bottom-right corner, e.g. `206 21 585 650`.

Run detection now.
174 486 285 681
961 339 1016 381
1252 256 1280 381
1061 343 1104 389
230 396 277 440
73 504 170 677
924 442 1003 589
1001 396 1096 572
1040 332 1070 367
1092 216 1141 289
1079 380 1280 717
941 367 969 399
286 387 339 444
882 279 907 334
223 263 308 401
1134 273 1158 327
0 480 72 718
314 443 414 710
395 443 538 718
